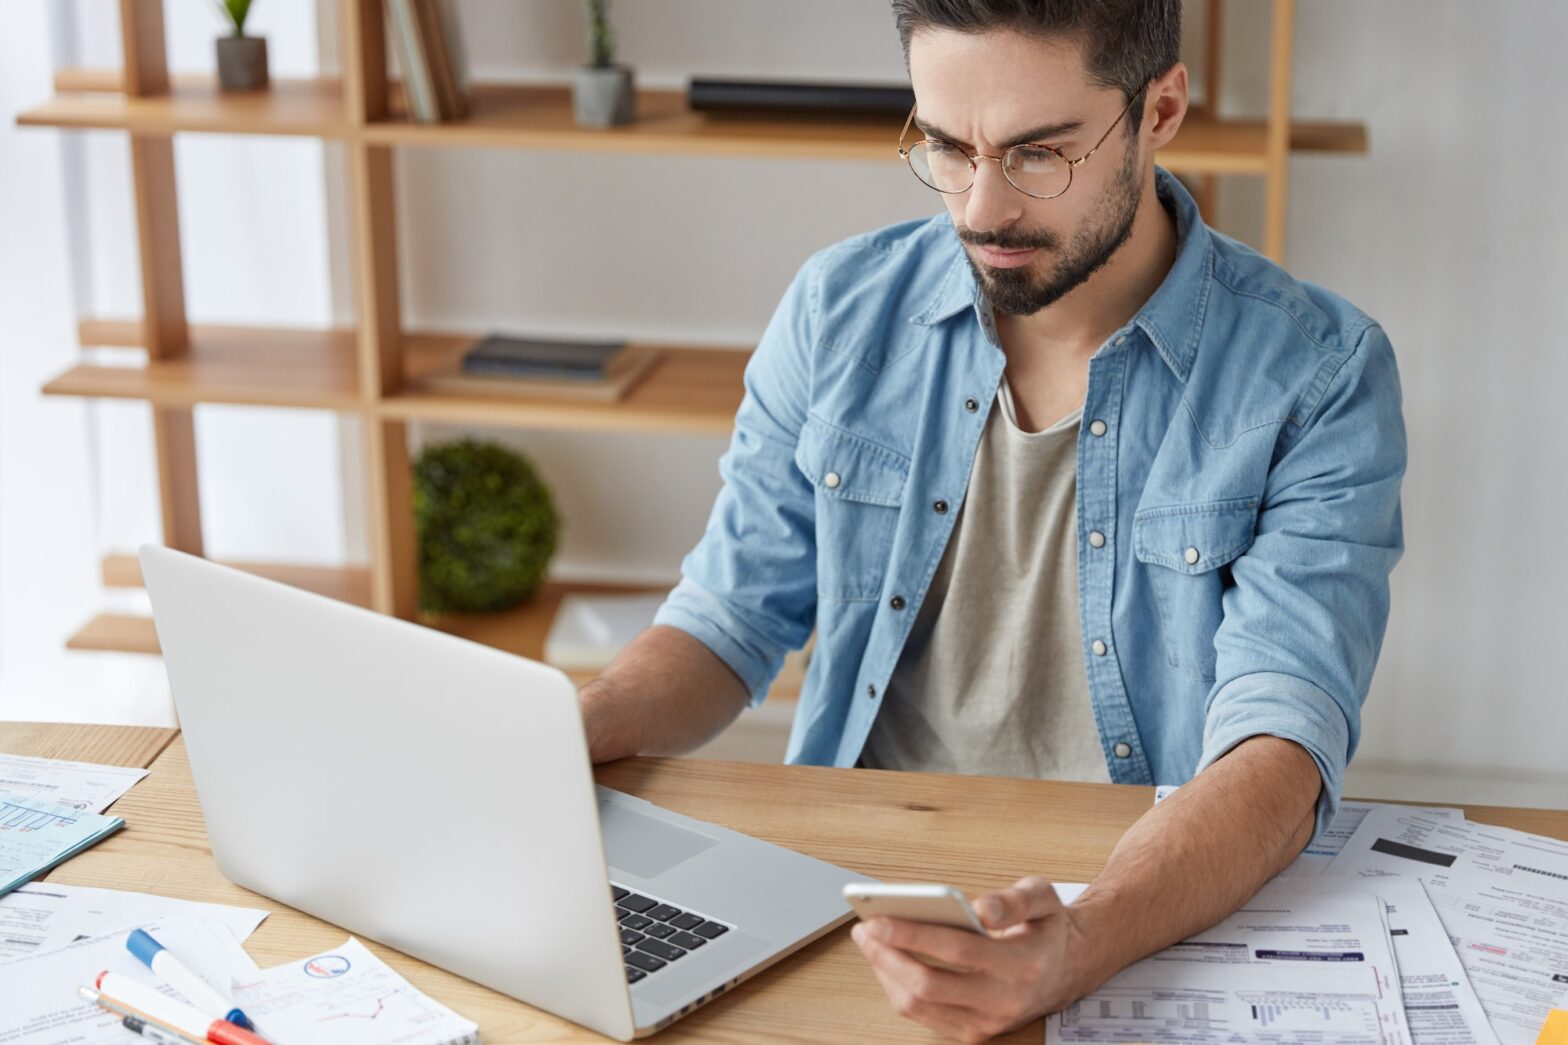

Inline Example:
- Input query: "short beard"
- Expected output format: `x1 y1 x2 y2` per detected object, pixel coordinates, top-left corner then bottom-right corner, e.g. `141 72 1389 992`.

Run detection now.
957 137 1144 317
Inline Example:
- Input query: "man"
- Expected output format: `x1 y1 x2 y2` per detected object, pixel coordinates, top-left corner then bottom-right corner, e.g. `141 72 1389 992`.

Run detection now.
581 0 1405 1038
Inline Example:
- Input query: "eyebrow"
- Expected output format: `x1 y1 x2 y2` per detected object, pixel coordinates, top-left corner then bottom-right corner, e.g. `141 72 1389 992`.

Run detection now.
914 117 1085 149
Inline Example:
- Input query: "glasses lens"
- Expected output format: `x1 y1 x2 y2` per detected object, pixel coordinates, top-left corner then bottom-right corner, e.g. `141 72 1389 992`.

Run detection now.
907 141 974 193
1003 146 1071 199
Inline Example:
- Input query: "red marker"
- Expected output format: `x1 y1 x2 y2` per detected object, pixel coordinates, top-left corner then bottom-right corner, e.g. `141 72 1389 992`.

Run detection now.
94 971 268 1045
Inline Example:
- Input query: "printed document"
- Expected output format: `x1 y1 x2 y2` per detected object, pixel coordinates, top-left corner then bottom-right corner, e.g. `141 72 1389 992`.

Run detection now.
0 913 256 1044
1330 806 1568 1044
0 754 147 815
0 793 123 897
233 937 479 1045
1152 786 1460 876
0 882 268 963
1270 876 1498 1045
1047 876 1411 1044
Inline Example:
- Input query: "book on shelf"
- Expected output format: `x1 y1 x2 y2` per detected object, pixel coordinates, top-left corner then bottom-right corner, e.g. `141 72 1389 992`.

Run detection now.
461 333 632 378
387 0 469 123
419 338 664 403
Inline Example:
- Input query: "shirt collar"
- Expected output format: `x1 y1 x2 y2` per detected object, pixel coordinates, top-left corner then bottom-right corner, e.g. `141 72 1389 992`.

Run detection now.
909 167 1215 384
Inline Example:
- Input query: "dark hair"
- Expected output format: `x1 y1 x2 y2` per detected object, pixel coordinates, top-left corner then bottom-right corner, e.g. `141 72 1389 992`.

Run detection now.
891 0 1182 133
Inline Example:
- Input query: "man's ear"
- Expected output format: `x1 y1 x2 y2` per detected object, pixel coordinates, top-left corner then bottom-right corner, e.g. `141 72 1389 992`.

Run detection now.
1143 62 1190 153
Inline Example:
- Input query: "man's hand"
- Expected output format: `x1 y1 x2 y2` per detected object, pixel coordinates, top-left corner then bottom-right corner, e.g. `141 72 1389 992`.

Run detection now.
850 877 1089 1043
850 737 1321 1042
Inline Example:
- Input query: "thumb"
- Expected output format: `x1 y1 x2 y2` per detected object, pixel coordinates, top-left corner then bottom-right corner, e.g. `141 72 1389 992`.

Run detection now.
974 876 1065 930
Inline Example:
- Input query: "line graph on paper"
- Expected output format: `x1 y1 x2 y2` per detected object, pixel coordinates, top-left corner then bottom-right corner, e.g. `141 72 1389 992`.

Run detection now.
316 987 442 1024
0 797 78 831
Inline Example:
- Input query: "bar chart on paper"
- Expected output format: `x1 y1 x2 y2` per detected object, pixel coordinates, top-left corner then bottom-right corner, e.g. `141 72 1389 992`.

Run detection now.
2 795 82 830
0 791 125 896
1053 987 1390 1044
1239 991 1388 1034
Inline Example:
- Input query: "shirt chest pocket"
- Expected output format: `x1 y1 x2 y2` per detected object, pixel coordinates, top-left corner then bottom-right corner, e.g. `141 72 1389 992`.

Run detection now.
1133 498 1258 682
794 416 910 602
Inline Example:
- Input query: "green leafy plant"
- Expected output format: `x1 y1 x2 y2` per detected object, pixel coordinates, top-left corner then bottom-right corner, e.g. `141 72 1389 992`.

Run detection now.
212 0 254 36
413 438 559 614
584 0 614 68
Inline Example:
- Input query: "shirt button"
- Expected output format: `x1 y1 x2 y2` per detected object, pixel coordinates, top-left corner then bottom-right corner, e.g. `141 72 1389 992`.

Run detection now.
867 684 877 699
1091 639 1108 656
964 397 980 413
889 595 907 611
1184 547 1201 565
1088 530 1106 549
1089 419 1108 437
1113 742 1132 758
1114 335 1127 346
933 500 949 514
823 472 841 489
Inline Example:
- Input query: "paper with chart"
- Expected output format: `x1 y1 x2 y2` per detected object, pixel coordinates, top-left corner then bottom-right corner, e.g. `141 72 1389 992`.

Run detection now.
233 937 479 1045
1152 786 1462 876
0 792 123 897
1330 806 1568 1044
0 882 268 963
0 913 258 1045
1048 877 1411 1044
0 753 148 814
1263 875 1498 1045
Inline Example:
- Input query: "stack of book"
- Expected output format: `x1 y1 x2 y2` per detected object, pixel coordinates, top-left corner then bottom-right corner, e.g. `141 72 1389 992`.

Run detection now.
420 334 663 403
386 0 469 123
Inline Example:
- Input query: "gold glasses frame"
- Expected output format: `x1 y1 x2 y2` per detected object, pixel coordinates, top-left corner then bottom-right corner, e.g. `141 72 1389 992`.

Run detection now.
896 86 1146 200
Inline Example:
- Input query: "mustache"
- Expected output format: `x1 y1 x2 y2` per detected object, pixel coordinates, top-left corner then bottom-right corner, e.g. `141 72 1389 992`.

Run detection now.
956 226 1060 252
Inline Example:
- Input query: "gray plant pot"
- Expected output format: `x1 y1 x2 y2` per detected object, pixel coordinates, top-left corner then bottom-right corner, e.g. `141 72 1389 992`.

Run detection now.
216 35 269 92
571 64 635 127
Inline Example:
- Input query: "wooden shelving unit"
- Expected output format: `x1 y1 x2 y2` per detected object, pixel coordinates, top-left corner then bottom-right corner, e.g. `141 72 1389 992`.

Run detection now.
24 74 1363 174
20 0 1352 688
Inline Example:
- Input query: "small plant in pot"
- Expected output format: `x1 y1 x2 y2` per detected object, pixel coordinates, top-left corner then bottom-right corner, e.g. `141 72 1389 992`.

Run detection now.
571 0 634 127
212 0 269 91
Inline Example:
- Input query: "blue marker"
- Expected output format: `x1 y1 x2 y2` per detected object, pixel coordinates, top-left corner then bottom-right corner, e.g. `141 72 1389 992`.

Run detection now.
126 928 258 1033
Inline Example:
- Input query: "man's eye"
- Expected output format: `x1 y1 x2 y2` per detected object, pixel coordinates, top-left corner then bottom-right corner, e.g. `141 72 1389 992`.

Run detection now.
1009 147 1063 172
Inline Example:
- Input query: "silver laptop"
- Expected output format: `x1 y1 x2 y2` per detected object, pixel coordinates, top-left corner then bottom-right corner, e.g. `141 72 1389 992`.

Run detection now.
138 544 864 1039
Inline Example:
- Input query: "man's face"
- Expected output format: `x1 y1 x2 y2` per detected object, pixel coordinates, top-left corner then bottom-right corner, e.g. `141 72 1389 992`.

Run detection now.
907 29 1146 317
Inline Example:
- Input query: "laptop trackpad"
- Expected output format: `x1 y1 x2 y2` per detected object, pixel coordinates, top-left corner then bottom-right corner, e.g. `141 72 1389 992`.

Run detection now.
599 799 719 879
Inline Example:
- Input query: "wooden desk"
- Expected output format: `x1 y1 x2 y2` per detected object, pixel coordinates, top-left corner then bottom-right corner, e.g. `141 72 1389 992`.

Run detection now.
9 722 1568 1043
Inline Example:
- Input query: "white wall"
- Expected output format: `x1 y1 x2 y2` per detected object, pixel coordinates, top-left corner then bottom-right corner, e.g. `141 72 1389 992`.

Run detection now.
1 2 1563 808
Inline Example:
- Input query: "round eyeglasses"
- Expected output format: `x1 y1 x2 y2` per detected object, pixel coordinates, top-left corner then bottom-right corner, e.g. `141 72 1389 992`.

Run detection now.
896 88 1144 200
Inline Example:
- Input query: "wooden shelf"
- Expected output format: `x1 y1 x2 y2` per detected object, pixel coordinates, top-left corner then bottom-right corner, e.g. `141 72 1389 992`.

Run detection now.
396 334 747 435
47 321 363 411
101 553 373 606
18 75 350 138
48 320 749 435
66 613 162 655
19 74 1366 173
74 556 805 699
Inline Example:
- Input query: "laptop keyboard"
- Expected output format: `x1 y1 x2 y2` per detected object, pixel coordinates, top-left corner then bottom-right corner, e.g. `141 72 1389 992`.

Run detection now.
612 883 732 983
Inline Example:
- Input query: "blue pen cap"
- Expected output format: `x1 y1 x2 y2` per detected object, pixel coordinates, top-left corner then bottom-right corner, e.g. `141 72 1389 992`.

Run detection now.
225 1009 256 1031
126 928 165 968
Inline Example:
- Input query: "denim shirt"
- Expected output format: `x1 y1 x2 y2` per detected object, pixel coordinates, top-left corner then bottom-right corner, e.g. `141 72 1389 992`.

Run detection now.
654 168 1405 837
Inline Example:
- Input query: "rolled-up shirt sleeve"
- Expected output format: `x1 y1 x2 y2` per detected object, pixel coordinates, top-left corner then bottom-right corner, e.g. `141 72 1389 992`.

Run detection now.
652 251 825 705
1197 322 1407 839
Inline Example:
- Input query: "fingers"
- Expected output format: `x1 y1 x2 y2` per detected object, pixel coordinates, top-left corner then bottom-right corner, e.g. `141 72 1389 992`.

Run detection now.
974 876 1064 930
854 930 1012 1041
854 917 1000 974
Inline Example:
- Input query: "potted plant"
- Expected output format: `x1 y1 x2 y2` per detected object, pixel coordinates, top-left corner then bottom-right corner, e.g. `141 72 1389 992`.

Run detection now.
413 439 559 615
570 0 634 127
212 0 269 92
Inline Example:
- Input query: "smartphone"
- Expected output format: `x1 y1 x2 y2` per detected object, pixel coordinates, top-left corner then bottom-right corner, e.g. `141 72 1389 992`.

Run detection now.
843 883 986 970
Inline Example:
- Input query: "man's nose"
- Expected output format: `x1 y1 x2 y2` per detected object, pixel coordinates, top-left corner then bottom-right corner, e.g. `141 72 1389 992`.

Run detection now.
962 157 1025 237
